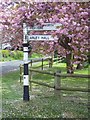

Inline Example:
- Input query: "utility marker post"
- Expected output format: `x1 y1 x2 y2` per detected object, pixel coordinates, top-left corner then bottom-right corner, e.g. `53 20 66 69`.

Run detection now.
23 23 29 101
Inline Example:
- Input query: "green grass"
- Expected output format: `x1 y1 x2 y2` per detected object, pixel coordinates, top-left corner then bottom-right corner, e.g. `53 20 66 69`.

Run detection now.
1 63 89 119
30 53 44 59
2 71 22 99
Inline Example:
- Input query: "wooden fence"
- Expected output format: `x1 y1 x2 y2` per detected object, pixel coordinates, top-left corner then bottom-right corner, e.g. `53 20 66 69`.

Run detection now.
20 57 53 82
20 60 90 92
29 69 90 92
29 57 53 68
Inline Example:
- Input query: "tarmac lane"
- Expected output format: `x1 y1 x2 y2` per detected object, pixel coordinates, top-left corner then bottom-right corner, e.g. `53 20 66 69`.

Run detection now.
0 60 23 75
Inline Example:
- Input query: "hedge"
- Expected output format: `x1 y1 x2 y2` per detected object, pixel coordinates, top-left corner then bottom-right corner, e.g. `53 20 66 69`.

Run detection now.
0 50 23 61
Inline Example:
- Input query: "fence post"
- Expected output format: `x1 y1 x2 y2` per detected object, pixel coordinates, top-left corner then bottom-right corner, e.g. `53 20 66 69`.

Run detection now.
42 58 43 70
49 58 52 68
29 69 32 91
31 60 32 67
20 64 23 83
54 70 61 90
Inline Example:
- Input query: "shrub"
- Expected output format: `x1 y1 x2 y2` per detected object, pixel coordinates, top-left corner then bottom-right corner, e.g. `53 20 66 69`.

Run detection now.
83 61 89 68
1 50 10 58
0 50 23 61
15 51 23 59
31 53 43 58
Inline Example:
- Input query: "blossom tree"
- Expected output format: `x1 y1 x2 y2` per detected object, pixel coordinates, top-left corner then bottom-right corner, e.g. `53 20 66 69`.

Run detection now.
0 0 89 73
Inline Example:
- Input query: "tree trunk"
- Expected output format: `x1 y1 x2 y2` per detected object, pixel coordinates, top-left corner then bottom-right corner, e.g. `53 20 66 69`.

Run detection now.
76 63 83 70
66 51 74 74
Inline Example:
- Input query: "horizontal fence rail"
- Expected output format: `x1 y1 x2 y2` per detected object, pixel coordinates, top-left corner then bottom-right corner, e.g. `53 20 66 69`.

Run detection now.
30 69 90 78
30 80 54 88
30 80 89 92
28 57 52 63
29 69 90 92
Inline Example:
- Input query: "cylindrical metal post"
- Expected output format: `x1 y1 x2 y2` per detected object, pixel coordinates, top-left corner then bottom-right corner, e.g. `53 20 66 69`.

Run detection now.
23 23 29 101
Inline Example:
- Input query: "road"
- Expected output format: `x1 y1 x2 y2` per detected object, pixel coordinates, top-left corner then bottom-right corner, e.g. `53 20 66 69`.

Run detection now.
0 57 48 75
0 60 24 75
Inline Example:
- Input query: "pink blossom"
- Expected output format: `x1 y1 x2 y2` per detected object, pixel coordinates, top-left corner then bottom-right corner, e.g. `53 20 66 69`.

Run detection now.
0 1 89 64
80 48 84 52
79 8 83 11
72 21 77 26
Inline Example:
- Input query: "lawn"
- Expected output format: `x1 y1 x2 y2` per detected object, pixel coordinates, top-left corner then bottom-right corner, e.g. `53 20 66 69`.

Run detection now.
1 63 89 119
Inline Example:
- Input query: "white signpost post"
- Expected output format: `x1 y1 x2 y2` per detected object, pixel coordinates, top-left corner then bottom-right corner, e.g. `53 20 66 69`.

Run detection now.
23 22 61 101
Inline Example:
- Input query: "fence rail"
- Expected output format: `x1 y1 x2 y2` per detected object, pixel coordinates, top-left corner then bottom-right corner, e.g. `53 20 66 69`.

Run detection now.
28 57 53 69
28 57 52 63
30 69 90 78
29 69 90 92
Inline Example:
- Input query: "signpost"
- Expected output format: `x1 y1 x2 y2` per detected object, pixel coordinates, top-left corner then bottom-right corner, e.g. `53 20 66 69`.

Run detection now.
28 35 57 41
23 23 29 101
27 23 62 31
23 22 62 101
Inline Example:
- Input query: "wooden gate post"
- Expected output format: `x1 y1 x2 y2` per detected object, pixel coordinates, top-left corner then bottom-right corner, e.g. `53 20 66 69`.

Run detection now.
54 70 61 90
31 60 32 67
49 58 52 68
42 58 43 70
20 64 23 83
